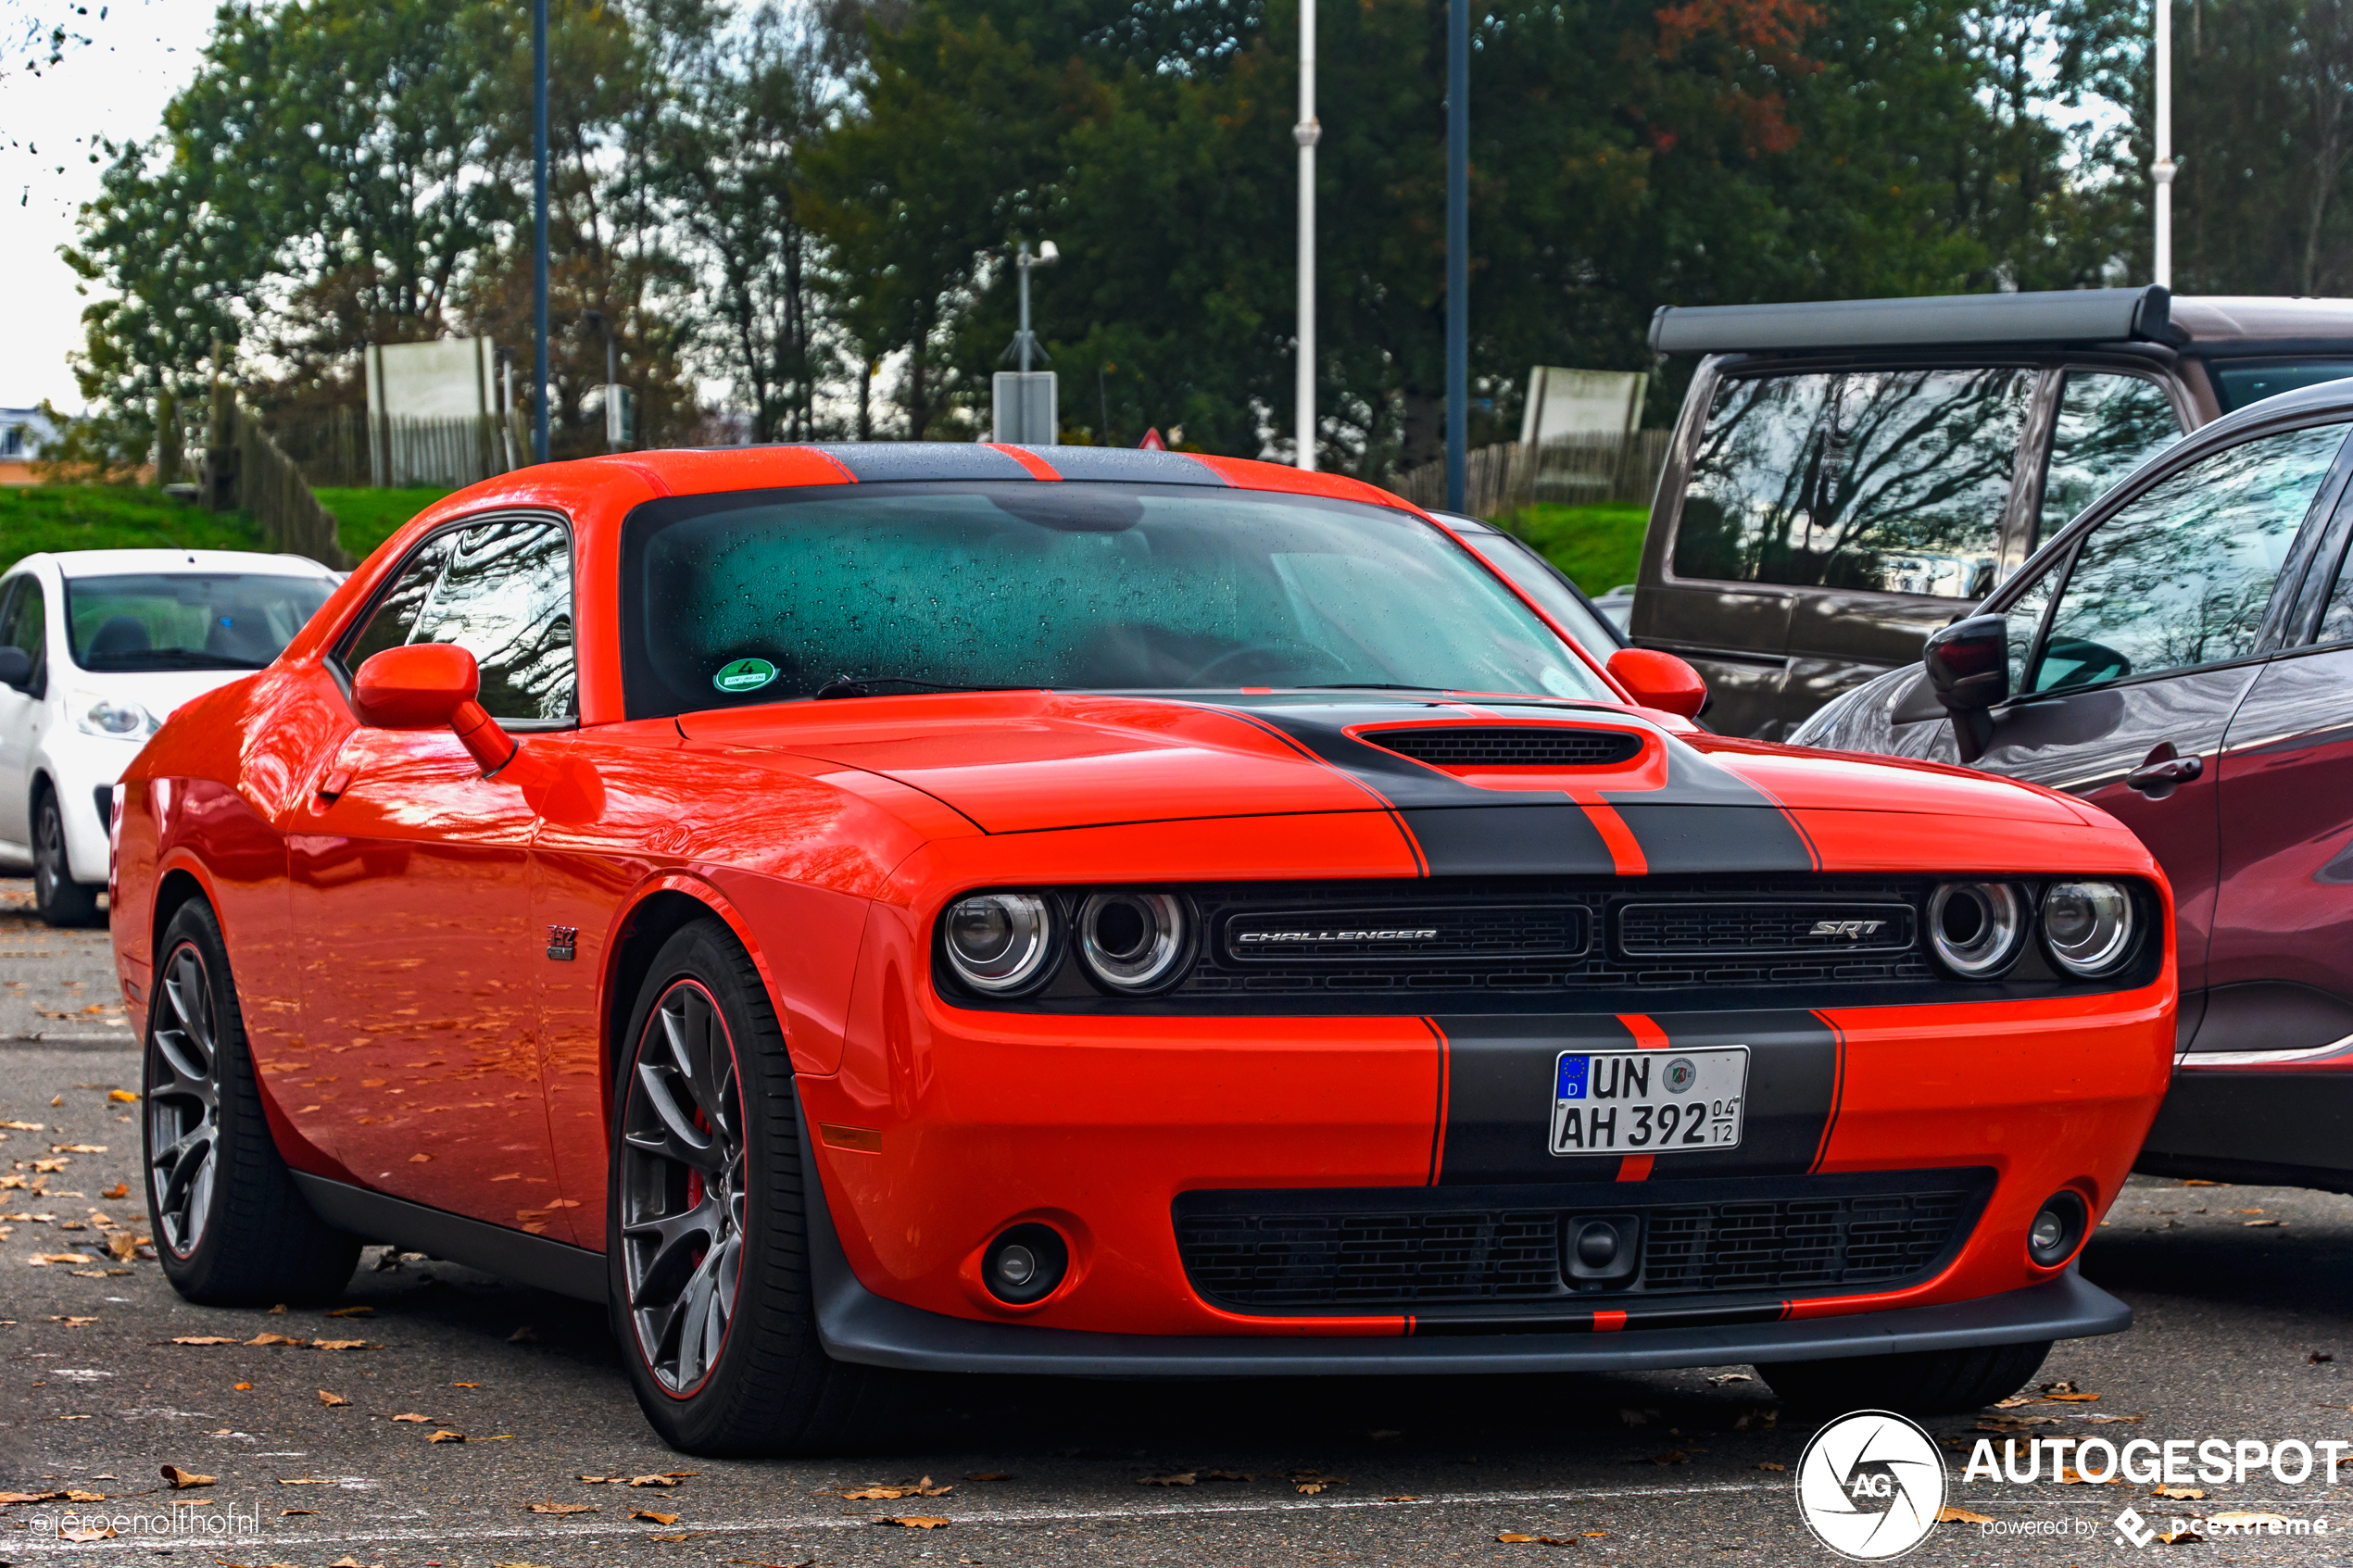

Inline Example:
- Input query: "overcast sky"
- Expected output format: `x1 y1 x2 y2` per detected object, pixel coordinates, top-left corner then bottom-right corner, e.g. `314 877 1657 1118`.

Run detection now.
2 1 215 412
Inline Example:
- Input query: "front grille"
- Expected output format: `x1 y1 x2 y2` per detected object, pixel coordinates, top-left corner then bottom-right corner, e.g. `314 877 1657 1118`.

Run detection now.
1617 900 1916 959
1223 904 1588 964
1365 725 1642 768
1172 1172 1990 1313
1175 875 1936 997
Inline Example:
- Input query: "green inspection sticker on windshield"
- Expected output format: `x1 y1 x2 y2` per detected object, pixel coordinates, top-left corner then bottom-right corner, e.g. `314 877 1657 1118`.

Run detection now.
712 657 778 694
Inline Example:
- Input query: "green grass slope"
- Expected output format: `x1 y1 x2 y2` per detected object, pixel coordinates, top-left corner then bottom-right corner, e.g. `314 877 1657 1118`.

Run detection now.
0 486 261 573
1496 501 1651 596
316 487 451 561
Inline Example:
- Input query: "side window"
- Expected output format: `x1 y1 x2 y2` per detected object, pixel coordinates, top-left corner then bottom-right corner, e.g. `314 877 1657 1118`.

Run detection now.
343 519 574 721
2001 567 2057 698
4 577 48 666
2032 422 2350 695
2037 372 2183 538
1673 368 2033 599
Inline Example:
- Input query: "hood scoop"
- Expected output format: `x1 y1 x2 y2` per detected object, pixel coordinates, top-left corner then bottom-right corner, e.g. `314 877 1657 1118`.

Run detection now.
1364 725 1642 768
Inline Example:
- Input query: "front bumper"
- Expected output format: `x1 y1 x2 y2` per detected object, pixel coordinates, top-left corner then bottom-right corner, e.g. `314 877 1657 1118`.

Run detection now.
42 727 134 884
802 1132 2130 1374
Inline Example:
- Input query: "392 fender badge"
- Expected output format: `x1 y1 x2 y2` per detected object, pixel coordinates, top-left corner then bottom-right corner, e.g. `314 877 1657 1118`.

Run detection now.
546 925 579 961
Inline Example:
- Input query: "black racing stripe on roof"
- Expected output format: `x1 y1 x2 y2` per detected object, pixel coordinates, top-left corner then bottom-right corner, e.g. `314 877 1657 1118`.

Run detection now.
1016 445 1231 485
801 443 1038 483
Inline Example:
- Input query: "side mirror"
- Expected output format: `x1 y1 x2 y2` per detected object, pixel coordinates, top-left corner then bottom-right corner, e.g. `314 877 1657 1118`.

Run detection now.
1923 613 2008 764
0 646 30 691
1606 647 1707 721
352 644 518 776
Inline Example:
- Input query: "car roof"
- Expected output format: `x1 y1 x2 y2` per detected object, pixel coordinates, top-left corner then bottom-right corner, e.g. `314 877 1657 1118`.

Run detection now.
28 548 339 579
1648 287 2353 357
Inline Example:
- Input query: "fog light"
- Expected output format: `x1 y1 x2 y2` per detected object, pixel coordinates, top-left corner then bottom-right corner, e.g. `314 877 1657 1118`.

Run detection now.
1563 1213 1642 1286
982 1223 1069 1305
1928 881 2028 978
2027 1191 2090 1268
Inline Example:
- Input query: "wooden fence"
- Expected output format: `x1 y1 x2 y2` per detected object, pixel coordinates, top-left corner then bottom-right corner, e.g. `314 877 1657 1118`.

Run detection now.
1392 430 1673 518
266 408 528 490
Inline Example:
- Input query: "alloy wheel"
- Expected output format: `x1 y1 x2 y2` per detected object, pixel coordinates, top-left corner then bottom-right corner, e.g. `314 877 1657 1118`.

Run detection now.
620 979 748 1398
146 941 222 1256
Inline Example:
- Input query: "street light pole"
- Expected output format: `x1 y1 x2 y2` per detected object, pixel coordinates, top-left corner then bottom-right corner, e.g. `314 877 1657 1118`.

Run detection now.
532 0 550 464
1444 0 1467 512
2153 0 2174 288
1294 0 1319 470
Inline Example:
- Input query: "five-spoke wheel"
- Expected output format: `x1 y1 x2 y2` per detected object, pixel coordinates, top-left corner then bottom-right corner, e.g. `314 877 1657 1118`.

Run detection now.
620 979 747 1398
146 938 222 1257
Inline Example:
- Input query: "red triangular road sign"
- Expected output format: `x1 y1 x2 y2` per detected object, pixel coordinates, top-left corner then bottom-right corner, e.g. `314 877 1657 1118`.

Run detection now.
1139 427 1165 450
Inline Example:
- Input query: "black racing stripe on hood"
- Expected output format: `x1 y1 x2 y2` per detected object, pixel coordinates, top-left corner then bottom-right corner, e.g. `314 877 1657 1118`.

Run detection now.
1430 1010 1840 1185
1195 697 1817 876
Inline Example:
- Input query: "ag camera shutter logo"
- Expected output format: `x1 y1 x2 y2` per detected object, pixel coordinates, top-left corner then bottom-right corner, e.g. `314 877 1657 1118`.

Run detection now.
1794 1410 1947 1560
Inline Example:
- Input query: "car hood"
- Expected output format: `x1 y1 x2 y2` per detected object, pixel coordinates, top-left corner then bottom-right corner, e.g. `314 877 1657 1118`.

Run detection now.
677 691 2095 876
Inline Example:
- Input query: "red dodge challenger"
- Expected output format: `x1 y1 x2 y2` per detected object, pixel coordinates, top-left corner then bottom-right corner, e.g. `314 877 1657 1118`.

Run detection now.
108 443 2172 1454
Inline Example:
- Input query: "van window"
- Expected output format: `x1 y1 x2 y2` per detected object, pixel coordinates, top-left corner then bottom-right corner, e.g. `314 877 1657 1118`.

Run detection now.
2209 360 2353 412
1672 368 2032 599
2038 372 2182 537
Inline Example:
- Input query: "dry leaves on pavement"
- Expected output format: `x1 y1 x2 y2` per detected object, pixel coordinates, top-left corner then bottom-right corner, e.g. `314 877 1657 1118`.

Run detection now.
1136 1473 1197 1486
159 1465 217 1489
527 1501 596 1514
2036 1381 2101 1402
1937 1506 1994 1524
388 1413 434 1423
2153 1485 2206 1500
318 1390 348 1407
313 1339 373 1350
631 1472 696 1486
2208 1511 2293 1529
101 1182 129 1198
171 1335 238 1346
1287 1470 1347 1494
1757 1462 1786 1472
838 1476 951 1499
426 1431 467 1443
57 1525 118 1541
326 1305 373 1317
632 1509 681 1524
874 1516 950 1528
28 1251 94 1266
1495 1532 1575 1545
246 1333 307 1347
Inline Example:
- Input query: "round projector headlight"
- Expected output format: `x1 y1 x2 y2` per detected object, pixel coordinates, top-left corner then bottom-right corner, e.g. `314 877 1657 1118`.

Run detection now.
1076 892 1191 994
2042 881 2137 977
941 893 1056 995
1927 881 2028 978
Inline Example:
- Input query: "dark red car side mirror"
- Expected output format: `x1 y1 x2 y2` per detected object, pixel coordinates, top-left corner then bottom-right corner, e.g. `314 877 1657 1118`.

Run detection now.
352 643 518 776
1606 647 1707 721
1923 613 2008 764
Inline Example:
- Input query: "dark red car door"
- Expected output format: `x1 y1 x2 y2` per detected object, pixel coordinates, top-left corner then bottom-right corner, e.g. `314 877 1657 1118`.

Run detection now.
1981 417 2353 1045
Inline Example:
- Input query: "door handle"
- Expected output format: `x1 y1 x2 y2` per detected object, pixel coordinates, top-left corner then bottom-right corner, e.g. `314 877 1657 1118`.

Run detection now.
2125 749 2202 797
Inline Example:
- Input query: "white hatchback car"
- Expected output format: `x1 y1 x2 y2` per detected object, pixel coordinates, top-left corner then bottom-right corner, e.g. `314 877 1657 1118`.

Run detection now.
0 549 339 924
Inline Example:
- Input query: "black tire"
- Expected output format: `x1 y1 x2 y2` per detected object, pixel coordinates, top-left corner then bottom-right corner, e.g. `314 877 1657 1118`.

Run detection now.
33 787 101 928
1757 1339 2053 1417
145 899 360 1305
608 918 885 1456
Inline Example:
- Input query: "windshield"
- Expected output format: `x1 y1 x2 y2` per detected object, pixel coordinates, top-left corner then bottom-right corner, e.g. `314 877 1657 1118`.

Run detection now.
66 571 333 672
1453 528 1621 651
620 482 1611 718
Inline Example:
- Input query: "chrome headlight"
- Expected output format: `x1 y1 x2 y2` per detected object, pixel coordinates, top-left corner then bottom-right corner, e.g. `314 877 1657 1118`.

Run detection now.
74 691 155 739
1927 881 2028 978
941 892 1057 995
2042 881 2137 977
1076 892 1192 994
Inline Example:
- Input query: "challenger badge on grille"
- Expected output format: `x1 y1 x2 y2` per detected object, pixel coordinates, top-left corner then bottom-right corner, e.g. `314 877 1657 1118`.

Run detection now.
1222 905 1590 963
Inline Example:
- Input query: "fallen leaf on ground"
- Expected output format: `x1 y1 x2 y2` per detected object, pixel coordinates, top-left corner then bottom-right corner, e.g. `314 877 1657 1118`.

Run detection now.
2246 1219 2286 1227
57 1525 118 1541
282 1507 316 1515
313 1339 372 1350
1937 1505 1994 1524
51 1144 105 1153
172 1335 237 1345
389 1413 434 1423
233 1381 253 1391
318 1390 348 1406
648 1533 710 1543
426 1430 466 1443
47 1314 95 1325
963 1472 1013 1482
0 1120 42 1130
632 1509 680 1524
2183 1178 2224 1186
875 1516 950 1528
2155 1524 2203 1544
0 1488 64 1503
2057 1466 2120 1485
527 1501 596 1514
1757 1462 1786 1472
106 1233 143 1260
101 1183 129 1198
508 1325 539 1343
2312 1351 2335 1364
1706 1372 1756 1384
1495 1533 1575 1545
841 1476 950 1499
2151 1485 2205 1500
160 1464 216 1488
630 1471 696 1486
246 1332 307 1347
277 1477 338 1486
1136 1473 1196 1486
2208 1511 2292 1528
1993 1393 2036 1409
1383 1494 1419 1502
325 1306 373 1317
28 1251 93 1264
108 1091 137 1104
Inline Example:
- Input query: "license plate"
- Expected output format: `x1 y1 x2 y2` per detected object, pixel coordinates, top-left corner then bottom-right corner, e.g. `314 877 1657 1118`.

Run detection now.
1550 1047 1748 1156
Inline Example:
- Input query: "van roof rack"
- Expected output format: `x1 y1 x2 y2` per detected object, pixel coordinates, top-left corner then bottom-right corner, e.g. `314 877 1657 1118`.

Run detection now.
1648 286 2186 355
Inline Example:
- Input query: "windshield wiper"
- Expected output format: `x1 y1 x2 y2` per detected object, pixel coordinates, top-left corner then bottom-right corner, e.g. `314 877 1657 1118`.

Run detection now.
813 673 1026 700
1297 683 1445 692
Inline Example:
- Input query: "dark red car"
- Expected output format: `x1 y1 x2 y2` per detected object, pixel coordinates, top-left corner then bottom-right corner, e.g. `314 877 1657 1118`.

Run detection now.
1795 377 2353 1193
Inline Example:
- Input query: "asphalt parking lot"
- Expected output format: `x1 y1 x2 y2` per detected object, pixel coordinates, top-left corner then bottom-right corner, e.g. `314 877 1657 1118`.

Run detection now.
5 880 2351 1567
